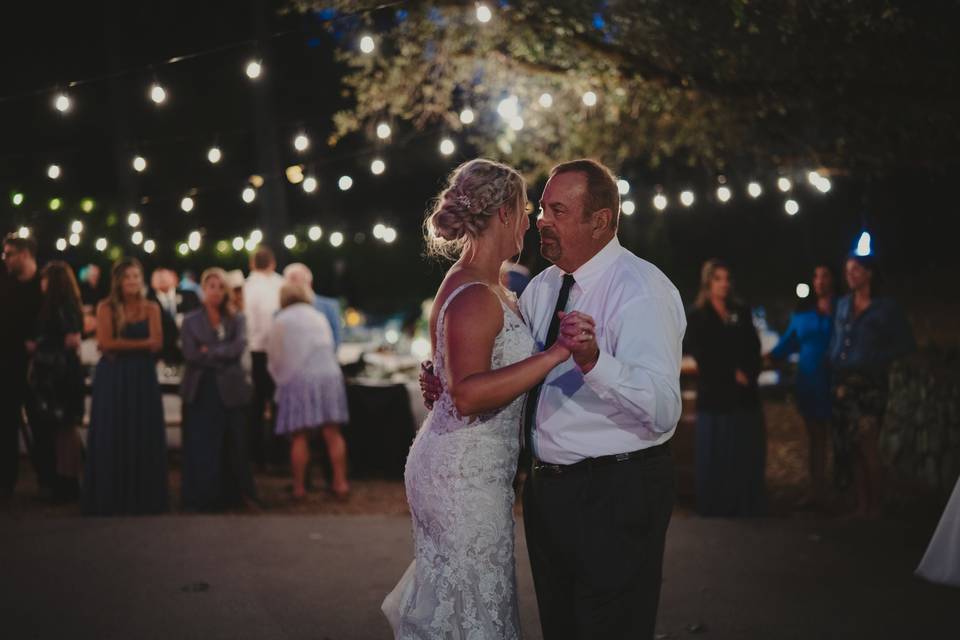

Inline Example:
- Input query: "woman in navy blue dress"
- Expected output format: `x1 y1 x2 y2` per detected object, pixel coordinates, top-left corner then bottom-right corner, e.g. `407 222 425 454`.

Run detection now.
685 259 767 516
82 258 167 515
767 265 835 508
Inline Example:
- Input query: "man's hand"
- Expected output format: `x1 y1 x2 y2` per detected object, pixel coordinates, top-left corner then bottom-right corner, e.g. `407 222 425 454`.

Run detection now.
558 311 599 374
419 360 442 410
734 369 750 386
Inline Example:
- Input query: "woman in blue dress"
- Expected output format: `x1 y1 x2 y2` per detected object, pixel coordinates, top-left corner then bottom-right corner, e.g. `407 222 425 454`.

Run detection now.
767 265 835 509
82 258 168 515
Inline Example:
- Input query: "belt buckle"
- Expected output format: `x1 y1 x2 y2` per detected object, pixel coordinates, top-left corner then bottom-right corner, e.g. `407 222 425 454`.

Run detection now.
534 460 561 474
615 452 631 462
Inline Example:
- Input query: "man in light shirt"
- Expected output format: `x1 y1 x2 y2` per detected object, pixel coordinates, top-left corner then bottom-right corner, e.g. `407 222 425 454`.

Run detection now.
423 159 686 639
244 246 284 470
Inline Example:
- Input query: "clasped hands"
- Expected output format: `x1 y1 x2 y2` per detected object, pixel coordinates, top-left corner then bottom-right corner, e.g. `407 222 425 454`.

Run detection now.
418 310 600 410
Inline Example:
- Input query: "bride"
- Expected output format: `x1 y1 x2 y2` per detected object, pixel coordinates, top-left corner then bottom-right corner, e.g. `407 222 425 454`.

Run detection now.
382 159 580 638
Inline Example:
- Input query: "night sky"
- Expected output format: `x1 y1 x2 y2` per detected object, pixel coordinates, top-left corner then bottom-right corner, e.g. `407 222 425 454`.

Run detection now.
2 1 957 332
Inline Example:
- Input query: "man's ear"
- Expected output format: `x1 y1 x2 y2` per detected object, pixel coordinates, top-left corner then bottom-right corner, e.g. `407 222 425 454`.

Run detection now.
591 208 612 238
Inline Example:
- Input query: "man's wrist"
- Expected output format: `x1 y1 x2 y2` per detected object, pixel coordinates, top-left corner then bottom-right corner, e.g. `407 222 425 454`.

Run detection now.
577 347 600 374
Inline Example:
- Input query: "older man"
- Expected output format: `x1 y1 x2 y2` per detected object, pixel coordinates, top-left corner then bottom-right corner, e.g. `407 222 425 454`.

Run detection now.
424 159 686 639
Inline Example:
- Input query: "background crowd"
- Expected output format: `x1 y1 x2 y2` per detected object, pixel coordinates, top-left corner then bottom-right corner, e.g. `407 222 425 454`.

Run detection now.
1 235 349 513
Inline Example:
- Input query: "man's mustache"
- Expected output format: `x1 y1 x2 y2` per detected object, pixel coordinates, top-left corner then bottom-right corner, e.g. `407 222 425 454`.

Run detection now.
539 229 559 242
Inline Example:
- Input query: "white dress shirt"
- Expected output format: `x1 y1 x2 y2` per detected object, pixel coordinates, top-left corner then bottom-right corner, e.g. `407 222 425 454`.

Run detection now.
244 270 284 353
519 236 687 464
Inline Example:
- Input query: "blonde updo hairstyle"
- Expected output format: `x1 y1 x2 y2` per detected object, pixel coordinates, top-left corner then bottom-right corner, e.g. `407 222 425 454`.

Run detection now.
425 158 526 259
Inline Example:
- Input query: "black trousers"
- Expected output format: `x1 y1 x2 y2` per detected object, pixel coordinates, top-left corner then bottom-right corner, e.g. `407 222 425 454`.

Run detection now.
0 369 27 493
522 449 675 640
249 351 276 468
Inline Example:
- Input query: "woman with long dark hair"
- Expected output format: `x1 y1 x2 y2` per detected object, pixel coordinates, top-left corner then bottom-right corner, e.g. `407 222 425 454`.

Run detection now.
684 259 767 516
179 268 256 511
25 261 85 502
82 257 167 515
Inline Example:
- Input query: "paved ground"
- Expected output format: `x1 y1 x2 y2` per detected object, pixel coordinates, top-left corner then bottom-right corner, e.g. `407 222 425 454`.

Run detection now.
1 510 956 640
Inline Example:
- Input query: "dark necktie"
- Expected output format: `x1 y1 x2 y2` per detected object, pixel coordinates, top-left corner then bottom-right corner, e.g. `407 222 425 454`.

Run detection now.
523 273 575 454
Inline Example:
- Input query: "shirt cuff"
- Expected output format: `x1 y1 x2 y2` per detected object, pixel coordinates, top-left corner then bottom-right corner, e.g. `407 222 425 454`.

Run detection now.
582 349 620 398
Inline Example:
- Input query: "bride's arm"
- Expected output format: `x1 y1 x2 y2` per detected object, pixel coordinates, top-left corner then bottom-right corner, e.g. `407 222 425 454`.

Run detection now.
445 285 570 417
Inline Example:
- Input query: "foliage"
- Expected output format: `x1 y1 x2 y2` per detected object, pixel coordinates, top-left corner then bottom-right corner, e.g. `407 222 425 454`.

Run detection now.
289 0 960 178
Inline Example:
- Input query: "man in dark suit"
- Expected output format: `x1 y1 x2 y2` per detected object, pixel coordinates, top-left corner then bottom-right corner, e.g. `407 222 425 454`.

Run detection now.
148 268 200 364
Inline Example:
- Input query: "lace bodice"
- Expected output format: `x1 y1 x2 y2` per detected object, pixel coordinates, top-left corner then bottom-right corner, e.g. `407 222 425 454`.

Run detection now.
384 281 536 639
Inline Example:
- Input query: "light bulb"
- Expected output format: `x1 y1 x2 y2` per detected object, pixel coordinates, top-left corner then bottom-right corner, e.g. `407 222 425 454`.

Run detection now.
582 91 598 106
207 146 222 164
95 238 108 252
476 3 492 23
180 196 195 213
150 84 166 104
54 93 71 113
242 186 256 203
376 122 391 139
748 181 763 198
302 176 318 193
132 156 147 172
47 164 61 180
621 200 636 215
293 134 309 152
338 175 353 191
370 159 386 175
717 186 732 202
777 177 792 192
439 138 455 155
131 231 144 245
653 194 668 211
283 234 297 249
680 190 695 207
127 212 141 227
459 108 475 125
245 60 262 79
143 239 156 254
308 225 323 241
785 199 800 216
330 231 344 247
359 35 375 54
538 93 553 108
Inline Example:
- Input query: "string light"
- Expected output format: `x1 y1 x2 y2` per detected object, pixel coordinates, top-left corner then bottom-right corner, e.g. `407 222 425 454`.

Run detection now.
370 158 386 175
54 93 71 113
232 236 244 251
132 155 147 172
12 193 24 206
653 194 668 211
616 179 630 195
131 231 144 245
497 95 519 120
149 83 167 105
207 146 222 164
17 227 30 238
509 116 524 131
302 176 318 193
70 220 83 234
144 239 156 254
127 212 141 227
476 3 492 23
244 237 258 251
382 227 398 243
796 283 810 298
717 186 732 202
68 233 81 246
49 198 62 211
180 196 195 213
308 225 323 241
56 238 67 252
373 223 386 239
242 186 256 203
293 133 309 152
680 190 695 207
338 175 353 191
582 91 598 106
330 231 344 247
748 181 763 198
376 122 391 139
47 164 61 180
95 238 108 252
359 35 375 54
283 234 297 249
459 108 475 125
785 199 800 215
855 231 872 256
777 177 792 192
439 138 455 155
178 242 189 256
187 230 201 251
245 60 262 79
81 198 95 213
538 93 553 108
621 200 636 215
807 170 832 193
286 165 305 184
249 229 263 244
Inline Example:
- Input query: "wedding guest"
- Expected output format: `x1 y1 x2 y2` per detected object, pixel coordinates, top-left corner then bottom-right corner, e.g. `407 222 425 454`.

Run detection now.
179 269 203 301
149 268 200 364
829 254 914 518
267 283 350 499
24 262 85 502
83 258 167 515
243 246 284 470
282 262 343 349
78 263 104 307
0 234 43 499
180 268 256 511
226 269 246 312
767 264 836 509
685 259 766 516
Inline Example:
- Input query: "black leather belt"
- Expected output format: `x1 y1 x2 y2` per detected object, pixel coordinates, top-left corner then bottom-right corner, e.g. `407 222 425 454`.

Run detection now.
532 442 670 475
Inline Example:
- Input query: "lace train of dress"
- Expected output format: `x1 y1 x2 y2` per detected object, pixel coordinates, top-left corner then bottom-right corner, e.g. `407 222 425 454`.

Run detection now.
915 474 960 587
383 282 535 639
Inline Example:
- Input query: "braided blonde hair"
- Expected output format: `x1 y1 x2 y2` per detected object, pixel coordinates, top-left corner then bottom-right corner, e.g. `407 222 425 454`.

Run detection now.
425 158 526 259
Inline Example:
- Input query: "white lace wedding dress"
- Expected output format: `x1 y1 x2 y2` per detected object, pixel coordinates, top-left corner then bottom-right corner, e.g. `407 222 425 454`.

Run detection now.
383 282 535 639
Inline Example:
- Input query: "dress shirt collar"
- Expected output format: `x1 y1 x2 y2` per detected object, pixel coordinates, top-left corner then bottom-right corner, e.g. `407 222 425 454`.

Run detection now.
568 236 623 291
